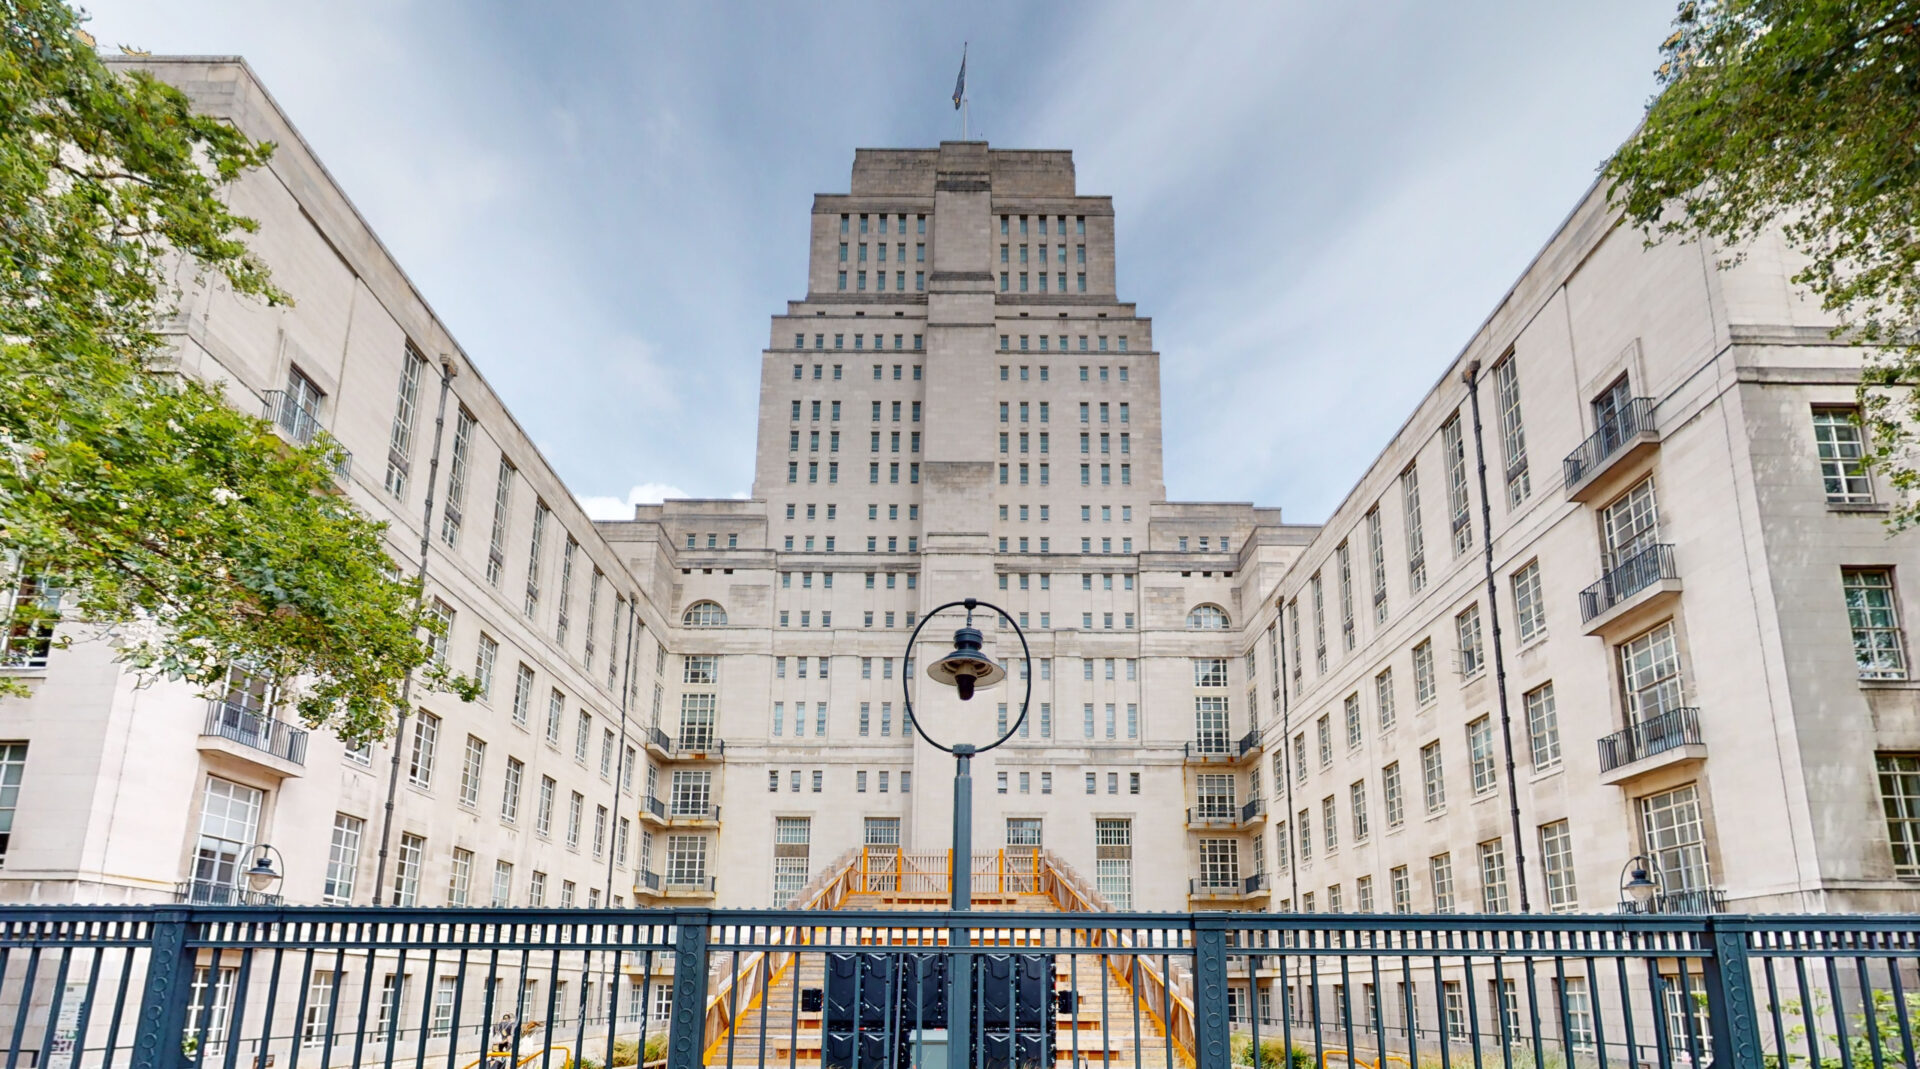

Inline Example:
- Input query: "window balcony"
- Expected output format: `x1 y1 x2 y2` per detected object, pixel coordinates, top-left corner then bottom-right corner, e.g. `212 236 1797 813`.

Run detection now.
1563 398 1659 502
1615 886 1727 915
636 870 662 893
662 874 717 898
1188 873 1270 904
174 880 283 907
1183 729 1263 766
645 726 725 761
1185 797 1266 830
644 796 721 828
1597 706 1706 785
262 391 352 481
199 701 308 778
1579 543 1681 636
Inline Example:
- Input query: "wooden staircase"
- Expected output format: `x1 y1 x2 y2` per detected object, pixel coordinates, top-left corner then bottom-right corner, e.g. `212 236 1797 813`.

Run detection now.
697 853 1189 1067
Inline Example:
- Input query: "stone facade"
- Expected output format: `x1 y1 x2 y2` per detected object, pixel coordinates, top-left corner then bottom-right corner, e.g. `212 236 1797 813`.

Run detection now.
0 56 1914 917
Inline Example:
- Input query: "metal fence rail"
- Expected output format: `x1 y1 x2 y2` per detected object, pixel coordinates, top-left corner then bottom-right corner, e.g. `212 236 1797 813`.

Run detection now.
0 907 1912 1069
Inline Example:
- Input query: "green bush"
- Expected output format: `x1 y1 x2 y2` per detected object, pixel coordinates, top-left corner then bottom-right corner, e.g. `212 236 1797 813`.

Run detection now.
1230 1032 1313 1069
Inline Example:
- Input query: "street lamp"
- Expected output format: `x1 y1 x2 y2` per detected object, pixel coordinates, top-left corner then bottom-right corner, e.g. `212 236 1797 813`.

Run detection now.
903 598 1031 1069
243 843 285 899
1619 854 1660 913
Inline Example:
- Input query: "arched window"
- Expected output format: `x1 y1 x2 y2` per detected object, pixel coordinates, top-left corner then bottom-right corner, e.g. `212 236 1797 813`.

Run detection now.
1187 604 1230 631
682 601 727 627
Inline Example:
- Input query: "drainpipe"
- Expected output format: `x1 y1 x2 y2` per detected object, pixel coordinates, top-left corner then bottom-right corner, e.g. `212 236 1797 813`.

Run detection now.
372 354 457 904
1276 598 1299 908
605 598 640 895
1461 359 1531 913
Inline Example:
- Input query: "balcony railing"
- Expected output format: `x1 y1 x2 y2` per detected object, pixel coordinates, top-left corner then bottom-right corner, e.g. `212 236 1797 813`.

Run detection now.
1 899 1910 1069
1580 543 1677 622
1241 796 1265 823
662 874 716 892
1596 706 1704 774
638 870 661 892
173 880 283 907
644 795 667 821
1189 872 1267 897
668 803 721 823
201 701 309 765
262 390 352 479
649 725 725 757
1564 397 1657 489
1187 803 1237 825
1184 728 1262 762
1616 886 1728 915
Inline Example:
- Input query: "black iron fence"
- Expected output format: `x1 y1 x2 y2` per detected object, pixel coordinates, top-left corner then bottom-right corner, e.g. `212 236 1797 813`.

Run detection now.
1563 397 1658 489
1579 543 1678 623
0 906 1912 1069
1597 707 1704 775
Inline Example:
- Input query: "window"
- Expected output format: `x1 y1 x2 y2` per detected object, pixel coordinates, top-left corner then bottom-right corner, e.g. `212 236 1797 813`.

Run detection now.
1193 658 1229 687
1344 693 1362 749
1493 356 1530 506
300 972 336 1046
1421 741 1446 812
1187 604 1230 630
1619 621 1685 721
1456 604 1483 679
511 664 535 726
523 502 549 617
393 834 423 906
1639 783 1712 898
1814 408 1872 504
1197 839 1240 891
682 600 727 626
1006 818 1043 848
1478 839 1510 912
1526 683 1561 770
408 713 439 788
322 813 362 904
1877 754 1920 878
447 848 473 905
382 345 426 499
501 757 523 822
1602 476 1661 564
536 777 556 837
492 860 513 907
1540 819 1578 910
546 689 565 745
1401 465 1427 591
1442 414 1472 555
1350 780 1369 842
1429 853 1455 912
1375 669 1396 730
1390 866 1411 913
1337 542 1355 651
1845 568 1907 679
0 572 57 669
1412 640 1436 705
1468 716 1496 794
457 735 486 807
1511 561 1545 643
1561 977 1595 1049
772 817 811 902
1382 762 1404 828
1095 819 1133 910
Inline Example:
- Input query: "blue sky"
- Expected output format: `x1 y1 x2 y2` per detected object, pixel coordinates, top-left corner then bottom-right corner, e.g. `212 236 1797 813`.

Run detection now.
83 1 1680 523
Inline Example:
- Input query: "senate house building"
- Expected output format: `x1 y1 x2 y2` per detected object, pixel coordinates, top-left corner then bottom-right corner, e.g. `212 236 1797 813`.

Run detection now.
1 56 1916 926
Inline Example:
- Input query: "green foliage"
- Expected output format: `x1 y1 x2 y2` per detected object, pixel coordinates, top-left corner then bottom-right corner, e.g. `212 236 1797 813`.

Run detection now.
608 1038 637 1067
1765 988 1920 1067
1230 1031 1314 1069
0 0 458 740
1603 0 1920 525
642 1032 666 1064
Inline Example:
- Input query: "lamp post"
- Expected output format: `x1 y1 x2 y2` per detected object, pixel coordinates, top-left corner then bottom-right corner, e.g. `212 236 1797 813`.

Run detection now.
242 843 285 903
903 598 1031 1069
1619 854 1661 914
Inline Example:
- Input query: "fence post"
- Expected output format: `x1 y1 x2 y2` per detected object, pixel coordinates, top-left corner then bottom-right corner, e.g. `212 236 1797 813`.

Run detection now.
665 911 711 1069
1193 914 1231 1069
1701 916 1763 1069
131 908 193 1069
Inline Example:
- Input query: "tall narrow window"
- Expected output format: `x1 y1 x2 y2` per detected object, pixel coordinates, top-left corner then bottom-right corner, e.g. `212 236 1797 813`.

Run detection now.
1336 542 1355 651
1401 465 1427 592
1526 682 1561 770
1442 414 1472 555
323 813 363 905
1638 783 1711 902
524 502 549 617
1511 560 1545 643
1618 621 1685 722
1813 408 1873 503
1875 754 1920 878
1479 840 1510 912
1492 356 1530 506
1467 716 1496 795
556 538 576 645
1421 741 1446 812
1429 853 1455 913
1456 604 1483 679
1365 507 1388 623
408 713 439 789
1845 568 1907 679
440 408 475 546
382 345 426 500
486 458 515 587
1540 819 1578 910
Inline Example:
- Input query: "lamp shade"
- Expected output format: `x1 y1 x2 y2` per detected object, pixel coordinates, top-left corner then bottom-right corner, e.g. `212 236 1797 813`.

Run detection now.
1622 863 1657 906
245 850 280 892
924 625 1006 701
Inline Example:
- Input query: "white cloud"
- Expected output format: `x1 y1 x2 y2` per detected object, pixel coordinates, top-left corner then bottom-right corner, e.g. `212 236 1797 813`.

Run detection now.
578 482 690 521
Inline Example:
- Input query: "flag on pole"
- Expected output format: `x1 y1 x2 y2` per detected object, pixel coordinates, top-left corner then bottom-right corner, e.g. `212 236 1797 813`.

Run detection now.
952 44 967 109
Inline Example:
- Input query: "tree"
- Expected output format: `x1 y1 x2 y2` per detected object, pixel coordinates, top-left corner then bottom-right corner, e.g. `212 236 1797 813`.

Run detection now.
1603 0 1920 525
0 0 459 740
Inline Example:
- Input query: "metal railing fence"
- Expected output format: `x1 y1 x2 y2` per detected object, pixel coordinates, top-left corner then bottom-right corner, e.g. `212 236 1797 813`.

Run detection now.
0 906 1911 1069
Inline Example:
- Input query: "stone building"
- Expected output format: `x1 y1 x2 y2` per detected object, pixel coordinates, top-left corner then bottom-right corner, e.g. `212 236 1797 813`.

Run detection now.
0 56 1914 920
